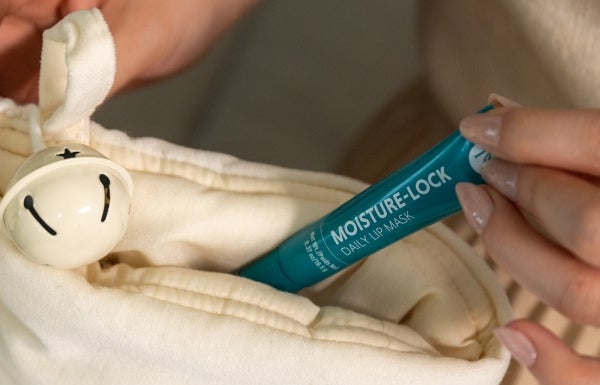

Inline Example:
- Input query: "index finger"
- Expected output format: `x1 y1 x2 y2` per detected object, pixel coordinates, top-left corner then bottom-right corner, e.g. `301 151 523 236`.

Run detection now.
460 107 600 177
0 1 8 20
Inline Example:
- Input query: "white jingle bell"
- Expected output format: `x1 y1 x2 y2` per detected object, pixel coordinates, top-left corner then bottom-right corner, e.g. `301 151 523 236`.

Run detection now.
0 143 133 268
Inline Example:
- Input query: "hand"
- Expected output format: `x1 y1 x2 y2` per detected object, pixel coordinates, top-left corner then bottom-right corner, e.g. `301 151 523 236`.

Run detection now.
456 94 600 384
0 0 89 103
0 0 261 104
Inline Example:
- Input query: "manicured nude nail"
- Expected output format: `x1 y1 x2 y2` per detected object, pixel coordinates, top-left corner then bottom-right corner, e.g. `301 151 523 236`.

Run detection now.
459 113 502 149
494 327 537 368
480 159 518 201
488 93 521 108
455 183 493 234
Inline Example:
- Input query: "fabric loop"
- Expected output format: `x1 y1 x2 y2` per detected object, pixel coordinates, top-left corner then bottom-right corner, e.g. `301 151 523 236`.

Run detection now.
0 8 512 385
38 8 116 144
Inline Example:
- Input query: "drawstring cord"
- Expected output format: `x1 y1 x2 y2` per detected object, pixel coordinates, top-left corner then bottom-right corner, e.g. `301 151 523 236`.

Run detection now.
27 105 45 152
0 99 45 153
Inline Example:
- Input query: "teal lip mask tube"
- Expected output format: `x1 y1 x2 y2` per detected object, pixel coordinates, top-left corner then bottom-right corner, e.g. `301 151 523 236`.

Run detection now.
238 105 494 292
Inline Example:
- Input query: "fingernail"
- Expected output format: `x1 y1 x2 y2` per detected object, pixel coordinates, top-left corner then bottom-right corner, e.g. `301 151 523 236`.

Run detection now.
494 327 537 368
487 93 521 108
455 183 494 234
459 113 502 149
480 159 518 201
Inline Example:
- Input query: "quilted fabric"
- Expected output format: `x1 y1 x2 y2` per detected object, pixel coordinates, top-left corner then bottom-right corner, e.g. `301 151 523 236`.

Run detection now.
0 9 511 385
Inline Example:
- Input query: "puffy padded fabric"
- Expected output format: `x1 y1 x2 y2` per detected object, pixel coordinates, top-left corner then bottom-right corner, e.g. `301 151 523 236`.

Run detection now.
0 9 511 385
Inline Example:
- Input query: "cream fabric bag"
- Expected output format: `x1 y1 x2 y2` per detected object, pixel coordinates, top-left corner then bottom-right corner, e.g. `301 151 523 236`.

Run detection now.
0 9 511 385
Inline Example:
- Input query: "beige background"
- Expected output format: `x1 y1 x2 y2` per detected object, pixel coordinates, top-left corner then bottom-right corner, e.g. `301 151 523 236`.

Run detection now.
94 0 420 172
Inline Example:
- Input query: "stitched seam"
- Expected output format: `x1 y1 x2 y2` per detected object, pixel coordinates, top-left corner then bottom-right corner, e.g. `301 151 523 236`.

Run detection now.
89 139 363 199
114 282 438 356
424 226 501 358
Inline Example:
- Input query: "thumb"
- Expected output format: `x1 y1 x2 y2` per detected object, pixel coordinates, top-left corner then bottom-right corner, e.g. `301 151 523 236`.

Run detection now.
60 0 105 16
496 319 600 385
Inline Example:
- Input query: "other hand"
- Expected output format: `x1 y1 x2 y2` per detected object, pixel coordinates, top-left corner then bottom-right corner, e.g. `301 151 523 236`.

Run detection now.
456 94 600 384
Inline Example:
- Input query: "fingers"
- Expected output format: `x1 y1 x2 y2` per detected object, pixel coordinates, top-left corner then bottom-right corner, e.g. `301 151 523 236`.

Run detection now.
60 0 104 17
4 0 103 27
8 0 62 28
482 159 600 267
456 183 600 325
0 2 8 20
0 15 41 103
460 106 600 177
458 95 600 381
496 320 600 385
457 95 600 325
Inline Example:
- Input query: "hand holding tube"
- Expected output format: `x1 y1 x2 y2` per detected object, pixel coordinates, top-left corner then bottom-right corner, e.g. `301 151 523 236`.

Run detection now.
456 94 600 384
